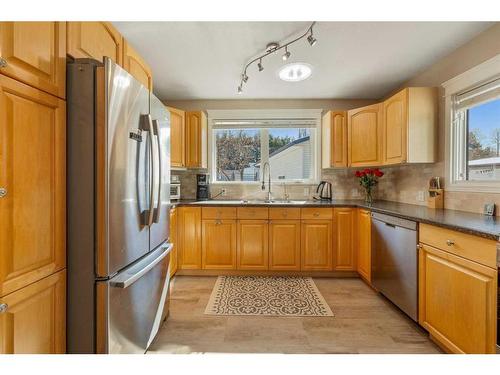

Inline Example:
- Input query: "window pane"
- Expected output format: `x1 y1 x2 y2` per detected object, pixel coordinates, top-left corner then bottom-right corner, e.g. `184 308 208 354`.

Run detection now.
268 128 312 180
214 129 261 181
467 98 500 181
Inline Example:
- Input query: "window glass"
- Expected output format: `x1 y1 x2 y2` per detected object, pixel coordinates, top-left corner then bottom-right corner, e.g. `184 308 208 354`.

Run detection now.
466 98 500 181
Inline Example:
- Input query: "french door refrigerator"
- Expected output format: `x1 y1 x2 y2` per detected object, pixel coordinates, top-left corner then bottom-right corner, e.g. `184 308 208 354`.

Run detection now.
67 58 172 353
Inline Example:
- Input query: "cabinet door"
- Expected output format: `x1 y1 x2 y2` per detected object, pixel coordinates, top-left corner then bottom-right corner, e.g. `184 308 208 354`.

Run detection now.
383 89 408 165
333 208 356 271
178 207 202 269
185 111 207 169
332 111 348 167
301 220 333 271
348 103 382 167
419 244 497 354
67 22 122 65
0 270 66 354
357 209 371 282
122 40 153 91
0 75 66 297
269 220 301 271
168 107 185 167
169 208 178 278
0 22 66 99
202 220 237 269
237 220 269 270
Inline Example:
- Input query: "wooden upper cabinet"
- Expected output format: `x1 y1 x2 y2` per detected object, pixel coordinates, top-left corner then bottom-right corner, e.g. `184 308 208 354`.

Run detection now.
168 107 186 167
322 111 348 168
185 111 208 169
122 40 153 91
419 244 497 353
333 208 356 271
0 75 66 297
301 220 333 271
202 219 237 270
348 103 382 167
0 22 66 99
67 22 122 65
269 220 301 271
0 270 66 354
237 220 269 270
357 209 371 282
178 207 202 270
382 87 437 165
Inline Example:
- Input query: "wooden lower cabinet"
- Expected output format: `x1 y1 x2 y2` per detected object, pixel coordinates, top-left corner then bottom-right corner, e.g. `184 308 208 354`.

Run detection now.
0 270 66 354
178 207 202 269
237 220 269 270
169 208 178 278
202 220 237 269
0 75 66 297
419 244 497 353
269 220 301 271
301 220 333 271
357 209 371 282
333 208 356 271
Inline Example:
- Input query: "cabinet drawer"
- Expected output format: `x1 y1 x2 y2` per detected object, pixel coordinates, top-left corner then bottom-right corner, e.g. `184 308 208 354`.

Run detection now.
202 207 237 220
269 207 301 220
419 224 497 269
237 207 269 220
301 208 333 220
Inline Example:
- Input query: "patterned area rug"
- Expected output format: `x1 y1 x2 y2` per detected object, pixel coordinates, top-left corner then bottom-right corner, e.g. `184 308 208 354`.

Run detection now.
204 276 334 317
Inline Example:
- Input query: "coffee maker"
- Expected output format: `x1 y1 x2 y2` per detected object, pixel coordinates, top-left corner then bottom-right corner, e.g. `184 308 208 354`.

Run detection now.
196 173 210 200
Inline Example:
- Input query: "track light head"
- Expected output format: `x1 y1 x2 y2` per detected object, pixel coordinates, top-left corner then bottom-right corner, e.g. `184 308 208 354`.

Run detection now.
258 59 264 72
242 73 248 83
307 33 317 46
282 46 291 61
237 85 243 94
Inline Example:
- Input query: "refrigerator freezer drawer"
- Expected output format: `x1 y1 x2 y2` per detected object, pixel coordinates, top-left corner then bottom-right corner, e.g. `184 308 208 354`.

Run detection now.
96 243 172 354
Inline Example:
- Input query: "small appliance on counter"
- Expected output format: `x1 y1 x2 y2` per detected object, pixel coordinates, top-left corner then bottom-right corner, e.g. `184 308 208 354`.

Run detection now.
170 175 181 200
313 181 332 201
196 173 210 200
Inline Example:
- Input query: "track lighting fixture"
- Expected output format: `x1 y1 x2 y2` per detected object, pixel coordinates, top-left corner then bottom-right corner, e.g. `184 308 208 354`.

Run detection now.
282 46 291 61
257 59 264 72
237 22 317 94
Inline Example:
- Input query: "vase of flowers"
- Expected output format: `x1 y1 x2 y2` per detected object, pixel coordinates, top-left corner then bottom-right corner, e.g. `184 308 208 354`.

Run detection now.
354 168 384 204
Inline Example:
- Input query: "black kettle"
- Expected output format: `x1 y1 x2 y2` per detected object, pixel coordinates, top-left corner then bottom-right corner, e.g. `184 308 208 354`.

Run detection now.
314 181 332 201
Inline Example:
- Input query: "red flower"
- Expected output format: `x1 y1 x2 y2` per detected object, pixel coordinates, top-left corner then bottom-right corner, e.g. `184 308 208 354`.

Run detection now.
363 168 373 175
374 169 384 177
359 171 366 177
355 171 361 177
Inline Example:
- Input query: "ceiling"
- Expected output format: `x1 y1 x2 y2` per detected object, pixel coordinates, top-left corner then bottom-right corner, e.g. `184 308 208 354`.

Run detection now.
113 22 493 100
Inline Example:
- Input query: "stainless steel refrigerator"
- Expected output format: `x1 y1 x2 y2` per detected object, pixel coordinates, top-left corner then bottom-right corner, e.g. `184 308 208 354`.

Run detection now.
67 58 172 353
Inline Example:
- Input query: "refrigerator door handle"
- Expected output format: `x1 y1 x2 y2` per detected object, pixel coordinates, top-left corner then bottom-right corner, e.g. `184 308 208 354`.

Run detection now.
110 243 173 289
140 114 155 226
152 119 162 224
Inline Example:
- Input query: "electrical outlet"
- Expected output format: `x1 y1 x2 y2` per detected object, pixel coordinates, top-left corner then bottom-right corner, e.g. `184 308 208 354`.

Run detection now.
303 187 310 197
221 188 226 196
351 189 360 198
417 191 425 202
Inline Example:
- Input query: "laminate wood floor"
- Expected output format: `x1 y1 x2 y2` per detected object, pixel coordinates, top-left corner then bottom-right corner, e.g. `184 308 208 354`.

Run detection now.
148 276 442 354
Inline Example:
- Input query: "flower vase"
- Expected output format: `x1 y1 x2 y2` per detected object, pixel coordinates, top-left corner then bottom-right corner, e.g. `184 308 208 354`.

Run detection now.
364 188 373 204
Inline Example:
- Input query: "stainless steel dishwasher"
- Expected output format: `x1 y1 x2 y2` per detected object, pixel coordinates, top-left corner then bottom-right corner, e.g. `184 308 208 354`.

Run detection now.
371 212 418 321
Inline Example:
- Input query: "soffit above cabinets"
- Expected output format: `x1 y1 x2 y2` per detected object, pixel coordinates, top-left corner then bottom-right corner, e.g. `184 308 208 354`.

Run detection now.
113 21 493 100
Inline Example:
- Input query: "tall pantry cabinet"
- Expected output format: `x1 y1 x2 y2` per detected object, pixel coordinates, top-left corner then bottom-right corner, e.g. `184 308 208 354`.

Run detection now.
0 21 67 353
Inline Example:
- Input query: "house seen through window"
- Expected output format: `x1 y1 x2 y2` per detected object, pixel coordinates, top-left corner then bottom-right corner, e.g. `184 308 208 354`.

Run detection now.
212 119 317 183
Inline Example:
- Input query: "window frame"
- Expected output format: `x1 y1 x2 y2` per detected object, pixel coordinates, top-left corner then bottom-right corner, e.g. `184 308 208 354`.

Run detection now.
444 53 500 193
207 109 322 185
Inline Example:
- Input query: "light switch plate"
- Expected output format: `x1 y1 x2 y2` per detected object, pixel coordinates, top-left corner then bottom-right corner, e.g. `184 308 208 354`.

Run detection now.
417 191 425 202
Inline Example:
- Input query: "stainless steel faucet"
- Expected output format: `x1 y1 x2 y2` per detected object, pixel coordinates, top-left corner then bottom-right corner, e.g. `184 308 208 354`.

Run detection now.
261 162 272 202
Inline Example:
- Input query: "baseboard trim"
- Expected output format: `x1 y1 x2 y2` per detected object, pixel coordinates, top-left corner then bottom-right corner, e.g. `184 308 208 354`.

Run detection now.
175 270 359 277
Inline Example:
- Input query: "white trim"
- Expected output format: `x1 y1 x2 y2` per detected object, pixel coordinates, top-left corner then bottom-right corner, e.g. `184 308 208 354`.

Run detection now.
443 53 500 193
207 109 322 185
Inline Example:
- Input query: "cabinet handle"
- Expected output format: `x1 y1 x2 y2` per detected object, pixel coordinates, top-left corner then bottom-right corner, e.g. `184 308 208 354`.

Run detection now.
0 303 8 314
0 57 7 68
446 239 455 246
0 187 6 198
313 212 320 217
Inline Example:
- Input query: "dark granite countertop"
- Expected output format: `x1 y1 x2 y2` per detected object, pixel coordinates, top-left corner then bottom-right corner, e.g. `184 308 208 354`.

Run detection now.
171 199 500 241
